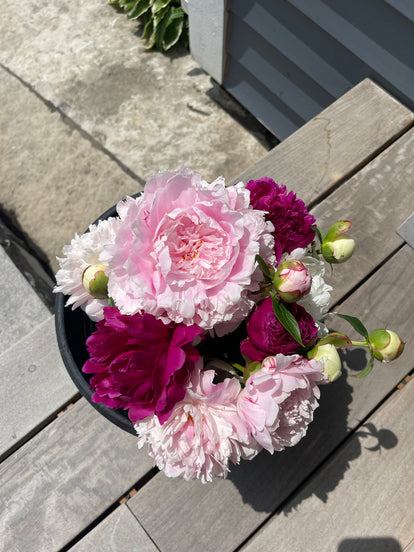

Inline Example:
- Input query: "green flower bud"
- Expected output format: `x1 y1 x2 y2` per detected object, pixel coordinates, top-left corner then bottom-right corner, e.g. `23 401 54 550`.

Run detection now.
308 343 342 382
322 220 355 264
82 264 109 299
368 329 405 362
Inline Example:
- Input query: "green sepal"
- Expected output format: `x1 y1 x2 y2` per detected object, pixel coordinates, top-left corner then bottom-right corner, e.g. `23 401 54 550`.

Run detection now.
325 220 352 241
272 295 304 347
108 297 115 307
331 312 369 339
351 354 375 378
313 225 325 246
318 332 352 349
255 254 273 280
243 361 262 384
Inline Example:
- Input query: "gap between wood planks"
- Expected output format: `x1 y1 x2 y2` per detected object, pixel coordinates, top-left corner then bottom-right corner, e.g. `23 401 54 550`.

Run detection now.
306 116 414 212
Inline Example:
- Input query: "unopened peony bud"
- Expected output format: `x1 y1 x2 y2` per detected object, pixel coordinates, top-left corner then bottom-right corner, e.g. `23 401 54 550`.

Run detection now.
368 329 405 362
273 260 312 303
82 264 109 299
308 343 342 382
322 220 355 264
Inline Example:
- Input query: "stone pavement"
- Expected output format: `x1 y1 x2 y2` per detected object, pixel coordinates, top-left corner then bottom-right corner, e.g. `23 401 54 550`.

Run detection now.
0 0 275 278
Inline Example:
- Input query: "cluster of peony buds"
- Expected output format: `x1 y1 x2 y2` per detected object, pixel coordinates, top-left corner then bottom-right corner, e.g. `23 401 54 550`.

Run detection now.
259 219 404 381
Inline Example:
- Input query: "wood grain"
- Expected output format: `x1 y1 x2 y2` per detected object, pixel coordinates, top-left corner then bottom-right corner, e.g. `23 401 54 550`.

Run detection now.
0 316 78 460
71 504 159 552
231 79 414 206
311 126 414 306
127 246 414 552
241 378 414 552
0 399 154 552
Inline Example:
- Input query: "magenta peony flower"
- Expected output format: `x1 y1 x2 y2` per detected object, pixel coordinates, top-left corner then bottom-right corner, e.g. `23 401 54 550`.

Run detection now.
82 307 204 424
246 177 315 261
135 370 259 483
238 354 326 452
240 297 318 362
102 168 275 333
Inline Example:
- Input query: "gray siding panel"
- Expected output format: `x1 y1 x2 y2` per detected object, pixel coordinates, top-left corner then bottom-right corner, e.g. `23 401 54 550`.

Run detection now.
223 0 414 139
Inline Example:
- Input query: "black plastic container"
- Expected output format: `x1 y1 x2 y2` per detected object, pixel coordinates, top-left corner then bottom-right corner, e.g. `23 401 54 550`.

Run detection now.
54 200 140 436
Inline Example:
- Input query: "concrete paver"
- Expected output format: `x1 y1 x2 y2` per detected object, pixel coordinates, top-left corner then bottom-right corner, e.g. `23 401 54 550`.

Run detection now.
0 0 272 272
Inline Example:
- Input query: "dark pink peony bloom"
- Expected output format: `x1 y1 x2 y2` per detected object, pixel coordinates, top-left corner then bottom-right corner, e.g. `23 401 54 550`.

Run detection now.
83 307 204 424
240 297 318 362
246 177 315 260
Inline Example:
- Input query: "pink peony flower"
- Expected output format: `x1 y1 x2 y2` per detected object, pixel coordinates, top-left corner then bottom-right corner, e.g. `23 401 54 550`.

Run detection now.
238 354 326 452
246 177 315 262
82 307 204 424
103 168 275 333
240 297 318 362
135 370 259 483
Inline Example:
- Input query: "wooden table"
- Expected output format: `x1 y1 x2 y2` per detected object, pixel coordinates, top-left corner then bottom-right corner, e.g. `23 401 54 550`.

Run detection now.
1 79 413 552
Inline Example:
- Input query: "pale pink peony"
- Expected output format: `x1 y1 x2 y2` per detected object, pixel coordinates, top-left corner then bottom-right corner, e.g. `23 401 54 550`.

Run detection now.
54 217 120 321
103 168 275 333
238 354 326 453
135 369 259 483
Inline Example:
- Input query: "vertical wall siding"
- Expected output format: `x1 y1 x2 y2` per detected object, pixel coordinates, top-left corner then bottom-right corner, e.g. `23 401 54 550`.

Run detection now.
223 0 414 140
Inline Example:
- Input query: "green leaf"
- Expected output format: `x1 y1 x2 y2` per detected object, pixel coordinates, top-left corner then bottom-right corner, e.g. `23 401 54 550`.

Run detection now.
255 254 273 280
331 312 369 339
351 355 374 378
161 7 185 50
151 0 170 13
127 0 151 19
272 295 304 347
314 225 325 245
318 332 352 349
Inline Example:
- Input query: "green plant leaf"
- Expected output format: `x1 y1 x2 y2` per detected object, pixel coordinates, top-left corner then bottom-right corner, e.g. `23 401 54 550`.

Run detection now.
314 225 325 245
151 0 170 14
161 7 184 50
255 254 273 280
272 295 304 347
331 312 369 339
351 355 374 378
127 0 151 19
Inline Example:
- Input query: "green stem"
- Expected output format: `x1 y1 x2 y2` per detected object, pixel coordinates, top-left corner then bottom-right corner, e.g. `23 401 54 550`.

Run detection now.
351 340 369 347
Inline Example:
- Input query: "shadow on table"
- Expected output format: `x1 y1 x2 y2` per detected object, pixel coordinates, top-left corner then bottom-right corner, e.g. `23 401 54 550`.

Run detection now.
227 347 398 514
338 537 402 552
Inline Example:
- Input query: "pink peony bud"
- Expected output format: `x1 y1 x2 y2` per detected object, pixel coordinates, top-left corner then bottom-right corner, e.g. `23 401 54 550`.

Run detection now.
368 329 405 362
273 259 312 303
82 264 109 299
322 220 355 264
308 343 342 382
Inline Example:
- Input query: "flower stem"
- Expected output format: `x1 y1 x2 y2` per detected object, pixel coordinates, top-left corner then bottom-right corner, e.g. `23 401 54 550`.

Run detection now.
351 340 369 347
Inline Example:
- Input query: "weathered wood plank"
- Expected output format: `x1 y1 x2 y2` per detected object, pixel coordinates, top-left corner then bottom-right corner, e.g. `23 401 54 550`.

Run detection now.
127 245 414 552
231 79 414 206
70 504 159 552
241 378 414 552
0 247 50 352
0 315 78 461
311 126 414 305
397 212 414 249
0 399 154 552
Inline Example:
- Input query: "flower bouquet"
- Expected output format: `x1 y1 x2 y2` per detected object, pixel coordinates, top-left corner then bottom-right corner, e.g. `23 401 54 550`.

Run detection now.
54 168 404 483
